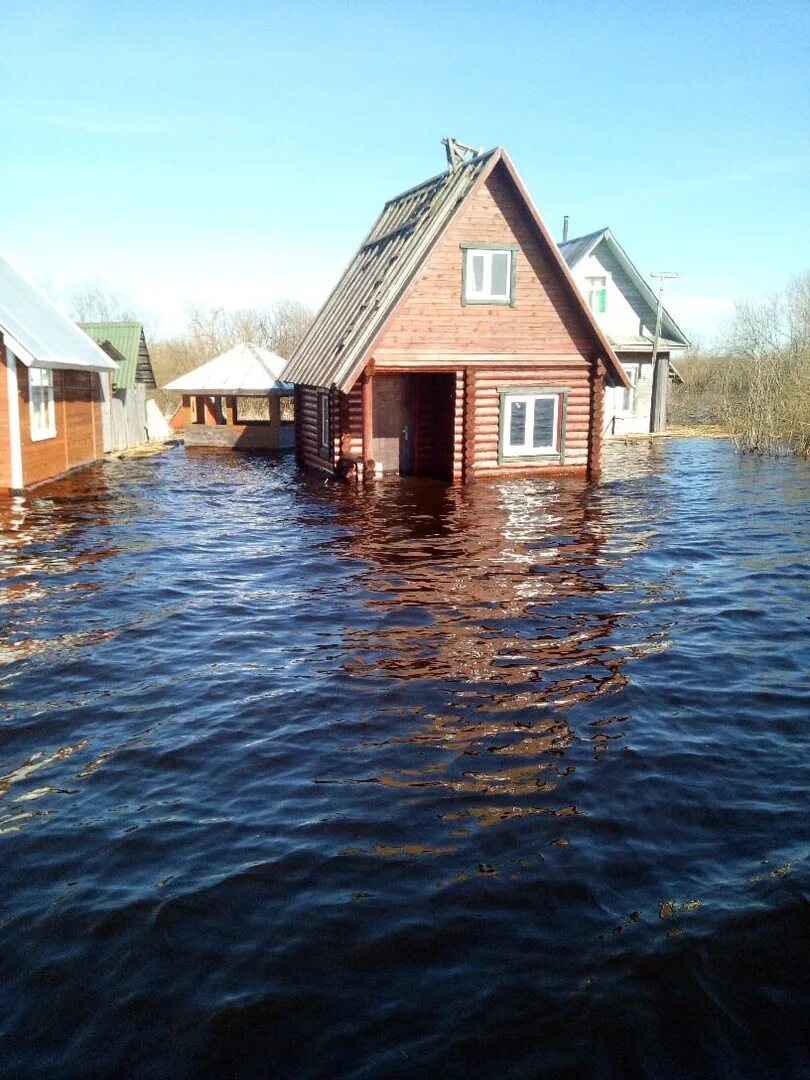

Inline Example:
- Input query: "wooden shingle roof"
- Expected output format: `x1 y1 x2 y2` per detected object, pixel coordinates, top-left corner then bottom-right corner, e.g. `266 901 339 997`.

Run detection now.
284 147 628 392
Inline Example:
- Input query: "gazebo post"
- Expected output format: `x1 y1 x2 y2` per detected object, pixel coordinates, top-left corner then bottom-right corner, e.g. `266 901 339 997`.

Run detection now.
269 394 281 447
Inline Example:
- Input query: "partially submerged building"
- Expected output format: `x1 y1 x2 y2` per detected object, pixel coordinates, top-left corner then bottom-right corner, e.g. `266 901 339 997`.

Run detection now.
283 140 630 482
559 228 689 435
79 321 157 451
164 342 294 450
0 255 118 492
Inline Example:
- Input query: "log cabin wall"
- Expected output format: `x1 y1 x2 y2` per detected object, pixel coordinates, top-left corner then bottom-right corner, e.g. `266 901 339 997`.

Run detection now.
340 385 364 463
295 385 335 473
463 361 592 479
18 365 102 488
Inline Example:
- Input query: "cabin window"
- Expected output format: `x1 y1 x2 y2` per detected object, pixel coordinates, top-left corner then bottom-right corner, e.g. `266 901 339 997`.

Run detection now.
29 368 56 440
317 392 330 457
499 390 565 460
586 276 607 314
620 364 640 413
462 246 515 304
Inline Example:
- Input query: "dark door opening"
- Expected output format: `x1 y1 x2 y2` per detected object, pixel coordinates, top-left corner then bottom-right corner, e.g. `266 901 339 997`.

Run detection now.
412 373 455 481
372 372 456 480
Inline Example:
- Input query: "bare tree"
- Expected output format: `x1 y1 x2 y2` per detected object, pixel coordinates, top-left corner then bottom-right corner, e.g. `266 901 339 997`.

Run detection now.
70 285 136 323
150 301 314 414
185 301 313 359
718 272 810 457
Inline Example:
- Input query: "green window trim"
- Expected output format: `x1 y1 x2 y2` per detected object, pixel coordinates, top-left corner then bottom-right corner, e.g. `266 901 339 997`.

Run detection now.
460 244 518 307
496 386 569 465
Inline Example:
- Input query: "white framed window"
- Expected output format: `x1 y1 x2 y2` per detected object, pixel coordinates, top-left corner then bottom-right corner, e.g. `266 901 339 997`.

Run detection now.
318 391 330 457
620 363 640 413
29 367 56 441
499 390 563 459
463 247 514 304
586 275 607 314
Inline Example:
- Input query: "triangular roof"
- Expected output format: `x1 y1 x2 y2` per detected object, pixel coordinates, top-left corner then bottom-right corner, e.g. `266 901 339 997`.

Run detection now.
163 342 293 396
559 228 690 348
79 321 156 390
0 254 117 373
284 148 629 392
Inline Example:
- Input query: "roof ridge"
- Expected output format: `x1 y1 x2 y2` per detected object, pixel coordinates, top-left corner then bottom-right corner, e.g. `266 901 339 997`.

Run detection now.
381 147 497 207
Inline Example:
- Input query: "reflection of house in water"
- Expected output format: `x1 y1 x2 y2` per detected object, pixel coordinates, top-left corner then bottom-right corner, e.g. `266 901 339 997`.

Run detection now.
333 477 631 826
0 467 118 665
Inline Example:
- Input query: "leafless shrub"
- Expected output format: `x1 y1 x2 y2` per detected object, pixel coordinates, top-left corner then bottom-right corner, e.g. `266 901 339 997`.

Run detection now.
672 273 810 458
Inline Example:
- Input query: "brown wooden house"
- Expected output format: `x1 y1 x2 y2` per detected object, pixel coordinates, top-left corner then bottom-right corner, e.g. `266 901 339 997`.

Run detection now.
283 140 630 483
1 255 118 493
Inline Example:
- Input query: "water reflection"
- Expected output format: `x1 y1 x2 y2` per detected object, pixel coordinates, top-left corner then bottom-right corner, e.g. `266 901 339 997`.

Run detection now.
330 474 644 830
0 443 808 1079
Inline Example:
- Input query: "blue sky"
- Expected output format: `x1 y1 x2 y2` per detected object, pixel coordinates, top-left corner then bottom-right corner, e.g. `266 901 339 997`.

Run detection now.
2 0 808 345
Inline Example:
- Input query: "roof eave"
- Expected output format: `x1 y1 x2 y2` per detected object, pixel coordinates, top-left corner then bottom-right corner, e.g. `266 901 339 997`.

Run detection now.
496 154 631 390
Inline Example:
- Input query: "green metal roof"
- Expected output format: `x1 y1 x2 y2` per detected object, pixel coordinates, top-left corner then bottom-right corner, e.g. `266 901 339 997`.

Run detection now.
78 321 156 390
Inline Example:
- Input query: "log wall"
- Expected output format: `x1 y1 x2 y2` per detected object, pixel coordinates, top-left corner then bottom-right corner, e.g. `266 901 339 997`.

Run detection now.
295 385 335 472
463 363 591 479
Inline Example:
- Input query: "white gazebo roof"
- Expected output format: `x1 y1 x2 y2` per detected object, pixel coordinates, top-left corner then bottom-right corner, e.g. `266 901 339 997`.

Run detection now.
163 342 294 396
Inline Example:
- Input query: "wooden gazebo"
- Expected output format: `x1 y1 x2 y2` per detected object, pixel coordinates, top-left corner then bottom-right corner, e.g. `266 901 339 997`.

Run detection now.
165 342 294 450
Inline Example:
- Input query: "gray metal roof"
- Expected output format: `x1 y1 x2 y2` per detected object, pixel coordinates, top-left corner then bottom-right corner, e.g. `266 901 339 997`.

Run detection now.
163 342 293 396
0 254 118 372
282 149 498 391
558 229 606 270
559 229 690 348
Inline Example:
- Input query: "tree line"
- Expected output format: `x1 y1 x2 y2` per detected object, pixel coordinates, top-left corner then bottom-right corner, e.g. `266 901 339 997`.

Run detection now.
670 271 810 458
71 289 314 414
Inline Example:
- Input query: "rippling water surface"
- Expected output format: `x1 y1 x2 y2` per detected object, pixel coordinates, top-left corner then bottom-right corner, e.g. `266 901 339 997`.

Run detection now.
0 440 808 1079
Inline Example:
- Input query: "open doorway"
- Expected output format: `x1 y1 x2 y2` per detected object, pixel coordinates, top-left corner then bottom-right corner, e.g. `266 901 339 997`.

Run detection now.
371 373 455 480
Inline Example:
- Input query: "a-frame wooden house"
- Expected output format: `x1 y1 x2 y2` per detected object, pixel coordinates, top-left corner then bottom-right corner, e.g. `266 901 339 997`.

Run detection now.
283 141 630 483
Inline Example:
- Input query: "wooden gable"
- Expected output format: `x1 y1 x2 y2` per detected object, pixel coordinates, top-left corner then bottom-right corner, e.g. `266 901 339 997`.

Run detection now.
372 159 598 362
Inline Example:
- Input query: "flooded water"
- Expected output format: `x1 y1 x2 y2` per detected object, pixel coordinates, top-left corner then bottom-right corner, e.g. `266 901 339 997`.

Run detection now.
0 439 808 1079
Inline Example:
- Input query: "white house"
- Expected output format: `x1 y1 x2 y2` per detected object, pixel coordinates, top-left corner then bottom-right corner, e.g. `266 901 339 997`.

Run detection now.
559 228 689 434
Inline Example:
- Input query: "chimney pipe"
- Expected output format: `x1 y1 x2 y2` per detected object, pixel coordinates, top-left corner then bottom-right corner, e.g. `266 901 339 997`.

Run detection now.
562 216 569 243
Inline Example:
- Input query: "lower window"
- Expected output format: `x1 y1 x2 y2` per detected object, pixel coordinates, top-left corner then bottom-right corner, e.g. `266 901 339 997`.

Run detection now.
29 367 56 440
620 364 639 413
499 390 565 460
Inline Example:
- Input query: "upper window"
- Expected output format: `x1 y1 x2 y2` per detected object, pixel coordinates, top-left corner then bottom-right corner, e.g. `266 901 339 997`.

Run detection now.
29 368 56 441
500 391 563 459
586 275 607 314
463 247 514 304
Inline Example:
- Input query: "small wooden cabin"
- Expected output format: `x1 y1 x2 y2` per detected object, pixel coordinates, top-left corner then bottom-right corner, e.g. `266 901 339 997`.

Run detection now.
559 228 689 435
0 255 118 493
283 140 630 482
79 321 157 451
